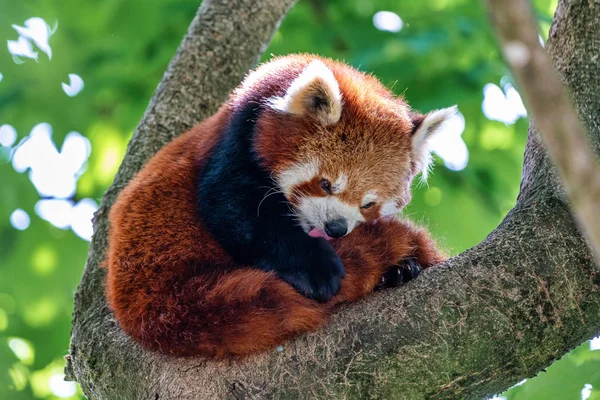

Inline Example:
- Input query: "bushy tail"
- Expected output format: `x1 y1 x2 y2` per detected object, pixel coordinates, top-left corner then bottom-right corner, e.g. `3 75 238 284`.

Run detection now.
109 268 328 358
106 218 444 358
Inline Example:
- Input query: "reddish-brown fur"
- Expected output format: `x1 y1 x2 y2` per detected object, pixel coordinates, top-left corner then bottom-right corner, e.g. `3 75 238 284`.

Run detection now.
106 55 445 358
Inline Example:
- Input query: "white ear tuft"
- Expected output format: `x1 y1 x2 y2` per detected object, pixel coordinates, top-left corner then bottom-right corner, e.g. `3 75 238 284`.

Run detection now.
269 60 342 125
411 105 458 180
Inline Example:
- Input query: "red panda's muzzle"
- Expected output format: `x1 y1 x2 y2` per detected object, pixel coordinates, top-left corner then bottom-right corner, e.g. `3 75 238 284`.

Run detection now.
323 218 348 238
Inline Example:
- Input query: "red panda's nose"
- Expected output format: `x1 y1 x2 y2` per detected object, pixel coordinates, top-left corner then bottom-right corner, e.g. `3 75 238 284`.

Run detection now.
324 218 348 238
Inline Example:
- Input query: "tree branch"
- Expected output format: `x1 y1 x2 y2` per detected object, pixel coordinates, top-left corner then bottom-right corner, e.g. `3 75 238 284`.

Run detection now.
486 0 600 264
66 0 600 399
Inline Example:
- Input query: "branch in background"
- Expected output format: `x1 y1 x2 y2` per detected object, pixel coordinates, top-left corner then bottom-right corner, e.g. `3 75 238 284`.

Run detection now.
486 0 600 263
66 0 600 399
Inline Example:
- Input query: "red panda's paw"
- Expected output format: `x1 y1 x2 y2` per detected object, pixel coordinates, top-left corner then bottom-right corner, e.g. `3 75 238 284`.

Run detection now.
371 220 446 291
272 237 345 303
374 258 422 291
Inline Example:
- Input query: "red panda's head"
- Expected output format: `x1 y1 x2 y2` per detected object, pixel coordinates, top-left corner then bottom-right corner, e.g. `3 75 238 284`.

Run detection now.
236 55 457 238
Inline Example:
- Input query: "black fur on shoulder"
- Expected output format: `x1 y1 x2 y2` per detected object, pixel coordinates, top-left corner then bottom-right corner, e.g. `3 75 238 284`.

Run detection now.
196 102 345 303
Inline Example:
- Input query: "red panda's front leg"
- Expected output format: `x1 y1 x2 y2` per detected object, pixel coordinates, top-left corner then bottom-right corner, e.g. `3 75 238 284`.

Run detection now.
374 222 447 291
330 218 446 304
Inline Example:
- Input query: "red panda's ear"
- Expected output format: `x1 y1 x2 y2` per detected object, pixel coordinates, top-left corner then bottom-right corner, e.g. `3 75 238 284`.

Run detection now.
411 106 458 180
269 60 343 125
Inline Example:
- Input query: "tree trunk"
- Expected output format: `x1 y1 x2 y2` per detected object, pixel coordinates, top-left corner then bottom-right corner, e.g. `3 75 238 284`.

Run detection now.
487 0 600 262
65 0 600 399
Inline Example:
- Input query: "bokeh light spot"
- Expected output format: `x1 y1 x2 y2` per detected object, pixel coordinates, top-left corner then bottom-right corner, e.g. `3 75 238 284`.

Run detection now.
12 124 91 199
8 17 55 62
8 337 35 365
590 336 600 350
8 363 28 391
22 298 59 328
35 198 97 241
30 358 74 398
90 124 126 185
581 384 593 400
429 111 469 171
62 74 84 97
7 35 38 60
373 11 403 32
32 246 57 275
49 374 77 398
62 131 92 173
77 172 94 196
70 198 98 241
10 209 30 230
425 187 443 206
94 137 125 185
30 369 52 398
480 124 514 150
35 199 73 229
482 83 527 124
0 124 17 147
0 308 8 331
12 123 54 173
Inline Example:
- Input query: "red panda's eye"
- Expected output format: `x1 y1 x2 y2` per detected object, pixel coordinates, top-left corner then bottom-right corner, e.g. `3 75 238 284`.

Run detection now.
361 202 376 209
320 179 332 194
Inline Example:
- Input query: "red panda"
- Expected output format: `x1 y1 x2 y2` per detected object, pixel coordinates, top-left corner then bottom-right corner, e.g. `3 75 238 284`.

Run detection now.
105 54 455 358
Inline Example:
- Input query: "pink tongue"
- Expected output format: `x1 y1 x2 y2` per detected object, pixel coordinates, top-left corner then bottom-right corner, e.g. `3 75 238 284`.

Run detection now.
308 228 333 241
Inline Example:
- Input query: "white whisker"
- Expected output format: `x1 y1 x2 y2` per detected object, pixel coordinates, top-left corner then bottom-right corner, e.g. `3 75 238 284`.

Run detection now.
256 188 284 217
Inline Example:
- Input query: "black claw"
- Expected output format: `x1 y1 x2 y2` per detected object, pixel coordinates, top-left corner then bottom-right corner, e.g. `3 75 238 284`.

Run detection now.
375 258 422 291
402 258 422 281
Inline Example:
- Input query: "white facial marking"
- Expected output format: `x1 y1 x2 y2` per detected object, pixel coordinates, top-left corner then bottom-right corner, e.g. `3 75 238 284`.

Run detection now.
297 196 364 235
412 105 458 180
362 190 378 206
277 159 320 196
268 60 343 125
332 173 348 194
380 200 401 217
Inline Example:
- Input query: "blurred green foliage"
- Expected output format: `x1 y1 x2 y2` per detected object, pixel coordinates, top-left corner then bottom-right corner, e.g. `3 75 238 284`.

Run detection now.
0 0 597 399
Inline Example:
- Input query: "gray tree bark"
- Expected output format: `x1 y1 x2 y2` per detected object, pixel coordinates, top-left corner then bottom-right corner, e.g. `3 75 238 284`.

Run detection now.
487 0 600 263
65 0 600 399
